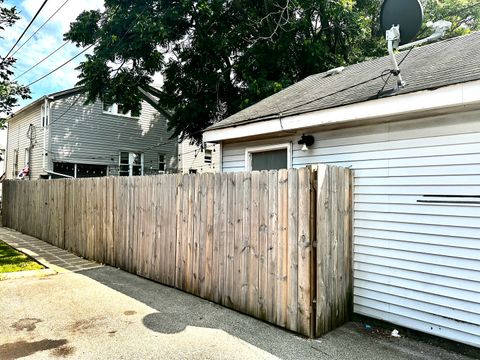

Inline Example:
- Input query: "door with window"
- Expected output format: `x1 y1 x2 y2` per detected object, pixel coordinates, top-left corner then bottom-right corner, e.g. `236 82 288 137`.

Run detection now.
119 151 143 176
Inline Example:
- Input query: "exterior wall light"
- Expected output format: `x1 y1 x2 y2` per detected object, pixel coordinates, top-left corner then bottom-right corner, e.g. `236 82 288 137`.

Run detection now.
298 134 315 152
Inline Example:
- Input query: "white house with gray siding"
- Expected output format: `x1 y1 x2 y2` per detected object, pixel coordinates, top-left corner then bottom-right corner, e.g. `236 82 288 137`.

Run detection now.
6 88 177 180
204 32 480 348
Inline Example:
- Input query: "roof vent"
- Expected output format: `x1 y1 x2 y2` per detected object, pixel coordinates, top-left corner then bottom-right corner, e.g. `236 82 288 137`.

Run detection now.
326 67 345 77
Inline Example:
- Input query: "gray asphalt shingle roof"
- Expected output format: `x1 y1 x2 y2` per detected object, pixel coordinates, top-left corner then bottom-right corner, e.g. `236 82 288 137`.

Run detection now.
208 31 480 131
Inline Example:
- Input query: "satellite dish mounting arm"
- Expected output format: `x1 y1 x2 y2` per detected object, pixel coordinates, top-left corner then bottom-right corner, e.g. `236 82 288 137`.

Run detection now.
386 25 406 89
398 20 452 50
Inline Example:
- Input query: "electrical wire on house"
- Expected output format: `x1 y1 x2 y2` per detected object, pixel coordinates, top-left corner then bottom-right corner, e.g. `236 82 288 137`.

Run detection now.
41 139 217 164
10 0 71 58
377 47 414 97
1 0 49 63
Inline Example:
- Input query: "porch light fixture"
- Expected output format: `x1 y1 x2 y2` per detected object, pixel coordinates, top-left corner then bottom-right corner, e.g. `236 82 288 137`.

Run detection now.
298 134 315 152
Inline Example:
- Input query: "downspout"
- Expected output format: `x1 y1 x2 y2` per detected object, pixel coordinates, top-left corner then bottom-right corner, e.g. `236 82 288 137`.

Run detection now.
5 123 9 179
42 97 48 173
218 141 223 173
27 124 33 180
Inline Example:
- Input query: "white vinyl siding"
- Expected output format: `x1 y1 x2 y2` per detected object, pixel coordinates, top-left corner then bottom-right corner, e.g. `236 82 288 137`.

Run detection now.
178 140 220 174
6 105 43 179
221 109 480 348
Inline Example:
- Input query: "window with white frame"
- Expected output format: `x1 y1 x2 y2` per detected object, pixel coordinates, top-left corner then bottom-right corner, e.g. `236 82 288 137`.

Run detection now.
204 149 212 164
41 104 49 127
119 151 144 176
103 102 141 117
13 149 18 177
245 143 291 171
158 154 166 173
24 148 29 167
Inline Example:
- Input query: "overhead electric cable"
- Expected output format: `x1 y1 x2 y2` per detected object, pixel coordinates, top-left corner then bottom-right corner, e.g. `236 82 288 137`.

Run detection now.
26 44 93 86
1 0 49 63
10 0 71 58
14 41 69 81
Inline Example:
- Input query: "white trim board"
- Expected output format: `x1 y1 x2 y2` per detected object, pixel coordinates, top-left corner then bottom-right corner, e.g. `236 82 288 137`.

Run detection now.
204 80 480 142
244 143 292 171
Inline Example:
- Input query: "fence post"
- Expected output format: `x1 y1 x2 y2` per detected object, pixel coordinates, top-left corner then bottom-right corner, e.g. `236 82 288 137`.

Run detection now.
309 166 318 338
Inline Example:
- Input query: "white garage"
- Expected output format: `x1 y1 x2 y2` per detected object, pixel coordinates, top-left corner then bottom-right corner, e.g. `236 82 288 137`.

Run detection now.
204 32 480 347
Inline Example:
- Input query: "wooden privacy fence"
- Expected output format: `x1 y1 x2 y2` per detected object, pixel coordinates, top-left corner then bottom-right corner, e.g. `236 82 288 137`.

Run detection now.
2 165 352 337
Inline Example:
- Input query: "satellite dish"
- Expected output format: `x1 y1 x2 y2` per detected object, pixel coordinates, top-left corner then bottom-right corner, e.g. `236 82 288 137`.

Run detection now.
381 0 424 45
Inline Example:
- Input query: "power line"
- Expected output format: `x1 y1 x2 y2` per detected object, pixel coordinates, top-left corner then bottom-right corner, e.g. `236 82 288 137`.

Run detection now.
276 73 384 117
14 41 69 81
26 44 93 86
24 4 145 88
1 0 49 63
10 0 71 58
47 93 82 127
43 4 148 128
43 140 216 163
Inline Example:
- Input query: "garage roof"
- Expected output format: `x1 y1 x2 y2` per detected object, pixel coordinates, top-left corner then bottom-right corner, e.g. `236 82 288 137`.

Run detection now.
207 31 480 131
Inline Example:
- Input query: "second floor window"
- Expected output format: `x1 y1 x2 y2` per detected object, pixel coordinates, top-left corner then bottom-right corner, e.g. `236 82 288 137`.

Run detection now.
204 149 212 164
41 104 49 127
103 102 141 117
119 151 143 176
24 148 29 167
13 149 18 177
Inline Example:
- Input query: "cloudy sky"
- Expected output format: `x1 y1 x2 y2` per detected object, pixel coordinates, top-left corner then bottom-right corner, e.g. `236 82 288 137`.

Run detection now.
2 0 105 108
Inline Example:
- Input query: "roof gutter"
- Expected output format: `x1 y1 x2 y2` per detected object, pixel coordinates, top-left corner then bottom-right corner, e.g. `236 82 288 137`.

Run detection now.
8 87 83 121
203 79 480 143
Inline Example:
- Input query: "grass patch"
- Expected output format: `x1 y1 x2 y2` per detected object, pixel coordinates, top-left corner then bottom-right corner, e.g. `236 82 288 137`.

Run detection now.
0 241 44 273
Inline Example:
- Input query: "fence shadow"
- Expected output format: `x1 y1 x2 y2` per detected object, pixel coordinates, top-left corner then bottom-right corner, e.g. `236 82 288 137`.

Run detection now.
3 166 353 338
77 265 324 359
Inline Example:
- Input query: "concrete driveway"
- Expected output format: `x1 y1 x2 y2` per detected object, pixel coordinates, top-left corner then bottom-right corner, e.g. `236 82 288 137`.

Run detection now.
0 265 474 360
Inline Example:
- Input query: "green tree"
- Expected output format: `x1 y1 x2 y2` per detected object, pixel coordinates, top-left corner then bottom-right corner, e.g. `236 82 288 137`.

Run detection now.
65 0 480 142
0 0 30 123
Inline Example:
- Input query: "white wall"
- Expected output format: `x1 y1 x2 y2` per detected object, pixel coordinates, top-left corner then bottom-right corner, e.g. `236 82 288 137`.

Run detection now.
5 105 43 179
178 140 220 174
0 129 6 175
221 109 480 348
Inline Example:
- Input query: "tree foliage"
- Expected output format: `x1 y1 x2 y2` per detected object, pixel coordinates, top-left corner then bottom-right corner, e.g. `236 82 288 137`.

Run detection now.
66 0 480 142
0 0 30 122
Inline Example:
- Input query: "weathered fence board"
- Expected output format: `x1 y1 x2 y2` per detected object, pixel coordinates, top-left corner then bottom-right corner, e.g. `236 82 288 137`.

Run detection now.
315 166 353 337
2 165 352 338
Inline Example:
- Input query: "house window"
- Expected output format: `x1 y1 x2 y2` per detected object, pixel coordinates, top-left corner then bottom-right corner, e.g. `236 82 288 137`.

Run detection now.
76 164 108 178
13 149 18 177
204 149 212 164
51 163 108 178
24 148 29 167
158 154 166 173
53 162 75 177
245 143 292 171
41 104 49 127
103 102 141 117
119 151 143 176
